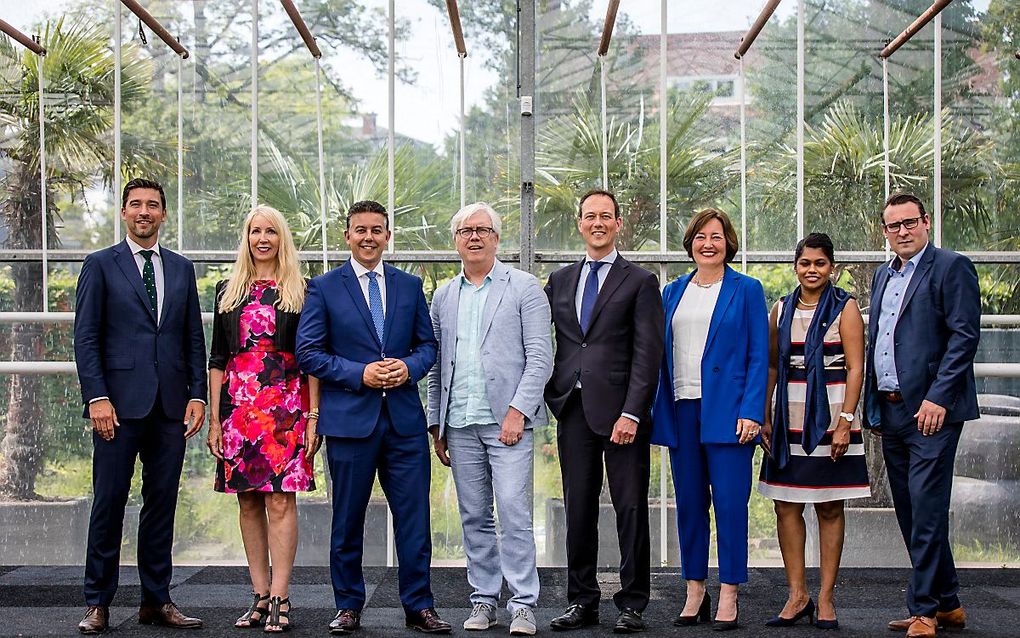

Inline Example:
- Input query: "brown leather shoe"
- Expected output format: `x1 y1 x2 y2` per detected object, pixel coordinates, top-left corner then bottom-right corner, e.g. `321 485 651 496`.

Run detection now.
78 606 109 634
406 608 452 634
138 602 203 628
906 616 936 638
888 607 967 631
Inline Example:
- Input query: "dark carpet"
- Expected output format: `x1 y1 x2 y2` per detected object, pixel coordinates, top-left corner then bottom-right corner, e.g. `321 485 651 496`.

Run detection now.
2 567 1019 637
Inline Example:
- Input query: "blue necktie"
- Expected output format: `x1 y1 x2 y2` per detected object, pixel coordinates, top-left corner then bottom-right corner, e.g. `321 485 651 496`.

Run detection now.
579 261 604 334
366 271 385 343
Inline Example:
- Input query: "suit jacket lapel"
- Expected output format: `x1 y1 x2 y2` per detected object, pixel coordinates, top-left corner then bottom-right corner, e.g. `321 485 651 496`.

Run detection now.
158 250 176 328
340 262 382 348
383 265 399 348
869 263 892 343
586 257 629 332
899 245 934 314
479 260 510 343
561 260 586 338
703 266 739 355
113 241 157 324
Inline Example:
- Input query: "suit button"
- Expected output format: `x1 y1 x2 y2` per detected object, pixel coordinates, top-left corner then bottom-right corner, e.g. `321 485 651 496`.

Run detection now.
154 361 159 368
713 367 719 373
581 343 587 348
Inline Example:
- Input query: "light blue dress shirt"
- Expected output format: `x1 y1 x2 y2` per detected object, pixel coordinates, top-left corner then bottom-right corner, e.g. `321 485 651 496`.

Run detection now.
446 269 498 428
875 243 929 391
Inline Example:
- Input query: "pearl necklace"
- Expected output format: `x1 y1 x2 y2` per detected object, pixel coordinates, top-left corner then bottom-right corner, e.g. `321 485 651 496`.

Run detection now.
693 271 723 288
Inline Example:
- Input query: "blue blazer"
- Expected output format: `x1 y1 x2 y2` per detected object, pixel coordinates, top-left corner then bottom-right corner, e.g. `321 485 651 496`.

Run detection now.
295 260 438 438
863 245 980 429
74 240 207 421
650 266 769 446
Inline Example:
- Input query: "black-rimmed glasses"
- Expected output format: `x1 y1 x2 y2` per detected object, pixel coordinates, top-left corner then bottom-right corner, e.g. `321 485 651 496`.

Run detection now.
455 226 495 239
882 215 925 233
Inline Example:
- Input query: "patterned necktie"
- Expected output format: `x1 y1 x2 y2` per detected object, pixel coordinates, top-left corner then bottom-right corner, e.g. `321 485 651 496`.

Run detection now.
139 249 157 315
366 271 385 343
579 260 604 334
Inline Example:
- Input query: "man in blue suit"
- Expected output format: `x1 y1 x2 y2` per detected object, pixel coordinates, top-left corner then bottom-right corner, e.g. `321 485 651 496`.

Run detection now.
296 200 449 635
73 178 207 634
864 193 980 638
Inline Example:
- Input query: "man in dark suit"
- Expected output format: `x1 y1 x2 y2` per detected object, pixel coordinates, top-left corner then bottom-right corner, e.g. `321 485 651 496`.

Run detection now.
295 201 450 635
545 189 664 633
73 178 207 634
863 193 980 638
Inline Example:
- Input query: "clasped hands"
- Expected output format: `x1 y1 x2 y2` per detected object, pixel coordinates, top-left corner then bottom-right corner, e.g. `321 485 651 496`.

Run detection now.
362 358 409 389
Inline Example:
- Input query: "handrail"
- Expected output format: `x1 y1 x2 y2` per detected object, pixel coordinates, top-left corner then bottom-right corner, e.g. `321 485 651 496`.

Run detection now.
597 0 621 56
445 0 466 58
121 0 189 58
735 0 782 59
879 0 953 59
280 0 321 59
0 18 46 55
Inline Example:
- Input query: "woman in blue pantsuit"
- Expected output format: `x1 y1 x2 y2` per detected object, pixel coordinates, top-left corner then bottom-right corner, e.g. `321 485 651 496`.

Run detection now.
651 208 769 630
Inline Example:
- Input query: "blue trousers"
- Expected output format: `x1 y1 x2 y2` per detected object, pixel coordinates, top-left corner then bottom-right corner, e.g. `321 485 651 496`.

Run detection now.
880 398 962 617
325 404 434 613
668 399 754 584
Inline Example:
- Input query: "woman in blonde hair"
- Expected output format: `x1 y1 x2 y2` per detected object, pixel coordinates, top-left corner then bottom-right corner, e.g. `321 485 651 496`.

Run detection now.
208 205 321 633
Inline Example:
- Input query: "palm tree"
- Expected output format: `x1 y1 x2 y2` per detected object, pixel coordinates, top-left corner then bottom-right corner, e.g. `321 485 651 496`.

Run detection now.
0 20 163 499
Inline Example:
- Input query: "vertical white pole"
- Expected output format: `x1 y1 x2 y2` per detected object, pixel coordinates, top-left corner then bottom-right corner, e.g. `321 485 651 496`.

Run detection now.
796 0 805 241
251 0 259 207
740 56 747 274
114 0 122 243
316 58 328 272
177 53 184 252
933 13 942 248
883 57 891 259
459 54 466 210
658 0 668 566
39 53 48 312
600 55 609 189
387 0 396 253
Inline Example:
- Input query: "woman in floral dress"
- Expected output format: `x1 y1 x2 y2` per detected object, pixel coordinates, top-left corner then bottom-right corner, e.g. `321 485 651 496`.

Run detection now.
208 205 321 633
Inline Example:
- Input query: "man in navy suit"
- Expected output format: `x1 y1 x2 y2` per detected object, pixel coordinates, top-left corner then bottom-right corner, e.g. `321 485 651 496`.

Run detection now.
73 178 207 634
864 193 980 638
296 200 450 635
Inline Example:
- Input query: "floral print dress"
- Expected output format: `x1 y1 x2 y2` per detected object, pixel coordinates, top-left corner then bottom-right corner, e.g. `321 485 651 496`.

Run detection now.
215 280 315 493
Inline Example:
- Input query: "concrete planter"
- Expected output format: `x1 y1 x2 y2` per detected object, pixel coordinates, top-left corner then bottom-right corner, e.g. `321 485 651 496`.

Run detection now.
0 497 91 564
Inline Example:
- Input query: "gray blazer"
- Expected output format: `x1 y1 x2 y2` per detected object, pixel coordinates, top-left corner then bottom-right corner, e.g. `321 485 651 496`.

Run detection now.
427 259 553 438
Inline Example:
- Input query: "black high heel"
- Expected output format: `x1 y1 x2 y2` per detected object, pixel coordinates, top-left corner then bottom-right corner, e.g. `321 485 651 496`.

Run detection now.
235 592 270 628
264 596 291 633
674 592 712 626
713 599 740 632
765 598 815 627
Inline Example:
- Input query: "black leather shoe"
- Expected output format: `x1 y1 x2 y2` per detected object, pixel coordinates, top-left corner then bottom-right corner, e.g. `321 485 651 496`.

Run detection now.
765 598 814 627
550 604 599 631
405 608 452 634
78 606 109 634
674 592 711 626
614 608 645 634
138 603 202 628
329 609 361 634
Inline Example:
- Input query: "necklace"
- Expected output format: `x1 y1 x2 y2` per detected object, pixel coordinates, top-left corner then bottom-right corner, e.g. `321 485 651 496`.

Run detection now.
797 295 819 308
693 271 723 288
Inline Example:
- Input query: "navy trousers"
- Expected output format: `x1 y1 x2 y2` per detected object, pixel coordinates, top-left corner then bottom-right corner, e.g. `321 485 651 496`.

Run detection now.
84 400 186 606
325 403 434 613
880 398 962 617
669 399 755 584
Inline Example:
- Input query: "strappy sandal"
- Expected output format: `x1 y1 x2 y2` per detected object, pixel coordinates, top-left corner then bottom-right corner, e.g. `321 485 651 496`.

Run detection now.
236 591 271 628
264 596 291 633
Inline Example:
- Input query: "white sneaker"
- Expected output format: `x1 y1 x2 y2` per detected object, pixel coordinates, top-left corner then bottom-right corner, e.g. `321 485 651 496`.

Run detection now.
464 603 498 630
510 607 537 636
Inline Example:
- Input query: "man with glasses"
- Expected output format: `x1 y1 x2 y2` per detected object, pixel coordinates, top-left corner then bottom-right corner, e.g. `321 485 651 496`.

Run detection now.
427 202 552 636
863 192 980 638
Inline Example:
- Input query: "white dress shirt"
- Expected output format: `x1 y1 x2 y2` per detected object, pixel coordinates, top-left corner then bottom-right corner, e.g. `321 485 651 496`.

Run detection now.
671 278 723 399
350 258 387 316
125 235 165 325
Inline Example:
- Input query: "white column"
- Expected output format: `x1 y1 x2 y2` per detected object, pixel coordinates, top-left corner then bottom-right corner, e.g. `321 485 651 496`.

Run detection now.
658 0 667 253
387 0 396 253
251 0 259 206
796 0 805 240
933 13 942 248
177 53 184 252
114 0 122 243
39 53 48 312
739 56 747 273
459 54 466 209
600 55 609 189
316 58 328 272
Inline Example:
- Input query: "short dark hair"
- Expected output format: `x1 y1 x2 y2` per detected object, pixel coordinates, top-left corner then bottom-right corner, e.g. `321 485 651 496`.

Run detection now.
882 192 927 221
578 188 620 218
346 200 389 229
795 232 835 263
122 178 166 211
682 208 739 263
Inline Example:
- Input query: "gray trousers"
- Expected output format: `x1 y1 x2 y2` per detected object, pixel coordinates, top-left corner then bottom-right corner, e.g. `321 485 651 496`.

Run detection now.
447 424 539 612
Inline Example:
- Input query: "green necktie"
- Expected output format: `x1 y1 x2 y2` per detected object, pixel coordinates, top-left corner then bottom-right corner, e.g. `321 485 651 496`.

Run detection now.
139 249 157 315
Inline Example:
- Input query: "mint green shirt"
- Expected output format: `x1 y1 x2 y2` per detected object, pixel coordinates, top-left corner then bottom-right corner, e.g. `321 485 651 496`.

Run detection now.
446 270 498 428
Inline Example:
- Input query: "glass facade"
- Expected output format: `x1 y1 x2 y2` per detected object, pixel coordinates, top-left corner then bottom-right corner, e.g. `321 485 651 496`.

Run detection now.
1 0 1018 567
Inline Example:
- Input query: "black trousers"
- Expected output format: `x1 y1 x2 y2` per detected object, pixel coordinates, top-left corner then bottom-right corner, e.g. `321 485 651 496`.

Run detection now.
84 398 186 606
557 391 650 611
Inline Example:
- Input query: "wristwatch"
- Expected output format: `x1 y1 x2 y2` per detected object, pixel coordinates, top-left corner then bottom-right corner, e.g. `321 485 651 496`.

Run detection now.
839 411 855 423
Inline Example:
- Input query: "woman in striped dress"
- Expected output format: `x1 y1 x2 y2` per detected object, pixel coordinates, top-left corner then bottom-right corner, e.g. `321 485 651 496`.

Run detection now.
759 233 869 630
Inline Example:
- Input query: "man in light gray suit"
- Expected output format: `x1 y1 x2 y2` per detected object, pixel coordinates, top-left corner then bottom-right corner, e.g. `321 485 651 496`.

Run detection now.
428 202 553 636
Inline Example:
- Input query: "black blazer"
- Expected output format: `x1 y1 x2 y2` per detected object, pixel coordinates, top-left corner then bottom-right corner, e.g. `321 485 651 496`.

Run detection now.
544 255 665 436
208 279 304 371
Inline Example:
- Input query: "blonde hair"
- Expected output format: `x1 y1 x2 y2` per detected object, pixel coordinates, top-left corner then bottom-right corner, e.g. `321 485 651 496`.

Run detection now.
219 205 306 313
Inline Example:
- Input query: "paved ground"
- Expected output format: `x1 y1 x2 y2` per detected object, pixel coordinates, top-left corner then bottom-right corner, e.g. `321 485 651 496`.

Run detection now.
2 566 1019 637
